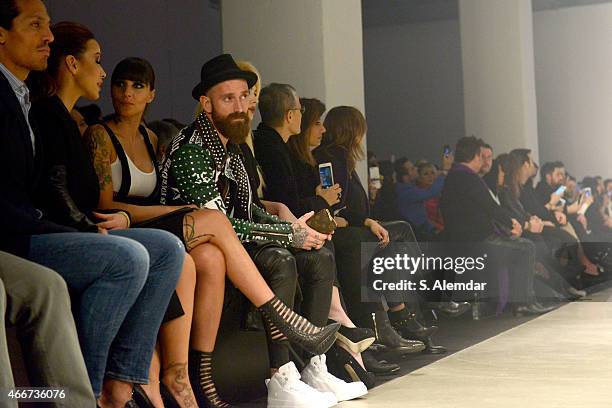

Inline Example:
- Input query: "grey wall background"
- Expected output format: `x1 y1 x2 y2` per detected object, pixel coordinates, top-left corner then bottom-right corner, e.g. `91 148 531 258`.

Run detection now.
363 19 464 164
534 3 612 180
42 0 612 179
362 0 612 179
45 0 221 125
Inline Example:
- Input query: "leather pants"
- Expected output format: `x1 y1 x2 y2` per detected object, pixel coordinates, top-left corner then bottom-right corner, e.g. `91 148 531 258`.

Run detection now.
248 243 334 366
248 245 297 368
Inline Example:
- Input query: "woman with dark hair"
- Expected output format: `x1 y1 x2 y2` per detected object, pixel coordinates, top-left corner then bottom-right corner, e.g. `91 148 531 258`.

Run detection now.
29 22 340 408
287 98 343 213
301 104 457 354
284 100 426 378
497 153 586 300
28 21 185 407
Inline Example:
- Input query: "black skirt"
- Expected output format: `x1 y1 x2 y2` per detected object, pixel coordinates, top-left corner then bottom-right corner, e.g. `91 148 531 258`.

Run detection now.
133 207 196 246
134 207 197 323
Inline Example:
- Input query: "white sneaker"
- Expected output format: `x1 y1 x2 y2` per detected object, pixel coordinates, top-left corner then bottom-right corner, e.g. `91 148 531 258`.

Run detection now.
301 354 368 402
266 361 337 408
568 286 587 298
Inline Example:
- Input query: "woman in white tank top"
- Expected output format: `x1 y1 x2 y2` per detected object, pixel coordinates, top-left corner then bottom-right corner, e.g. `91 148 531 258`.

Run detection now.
86 57 203 407
85 58 336 408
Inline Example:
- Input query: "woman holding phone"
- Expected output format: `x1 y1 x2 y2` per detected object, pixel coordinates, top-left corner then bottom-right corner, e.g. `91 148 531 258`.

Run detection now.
285 100 455 355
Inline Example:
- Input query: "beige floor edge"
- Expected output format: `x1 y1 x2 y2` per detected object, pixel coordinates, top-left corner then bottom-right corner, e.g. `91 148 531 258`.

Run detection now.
341 288 612 408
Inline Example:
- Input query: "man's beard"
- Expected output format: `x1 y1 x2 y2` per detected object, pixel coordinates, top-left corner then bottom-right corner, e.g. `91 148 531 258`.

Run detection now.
549 178 561 189
212 111 251 145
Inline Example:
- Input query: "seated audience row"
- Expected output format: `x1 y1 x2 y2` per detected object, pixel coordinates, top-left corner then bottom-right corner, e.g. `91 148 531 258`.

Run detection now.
1 1 609 407
0 4 354 408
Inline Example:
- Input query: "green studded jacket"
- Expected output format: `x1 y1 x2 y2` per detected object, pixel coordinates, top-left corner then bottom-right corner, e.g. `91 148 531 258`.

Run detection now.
159 114 294 247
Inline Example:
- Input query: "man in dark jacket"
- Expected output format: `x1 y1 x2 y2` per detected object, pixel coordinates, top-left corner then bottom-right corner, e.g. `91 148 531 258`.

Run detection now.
1 1 184 404
254 82 332 216
535 161 566 209
440 137 549 312
0 1 93 405
440 137 519 242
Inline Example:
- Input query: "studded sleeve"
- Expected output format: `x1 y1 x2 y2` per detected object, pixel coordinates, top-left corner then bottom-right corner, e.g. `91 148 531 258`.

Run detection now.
171 144 294 247
251 203 289 225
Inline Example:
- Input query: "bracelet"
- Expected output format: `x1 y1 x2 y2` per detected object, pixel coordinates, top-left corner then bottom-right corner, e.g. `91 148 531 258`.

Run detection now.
117 211 131 228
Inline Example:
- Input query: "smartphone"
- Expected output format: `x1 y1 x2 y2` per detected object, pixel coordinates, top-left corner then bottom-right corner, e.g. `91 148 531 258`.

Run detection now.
443 144 452 157
583 187 592 198
369 166 381 189
554 185 567 196
318 162 334 189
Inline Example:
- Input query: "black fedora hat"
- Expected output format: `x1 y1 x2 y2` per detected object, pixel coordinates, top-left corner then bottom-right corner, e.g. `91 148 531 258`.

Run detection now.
191 54 258 100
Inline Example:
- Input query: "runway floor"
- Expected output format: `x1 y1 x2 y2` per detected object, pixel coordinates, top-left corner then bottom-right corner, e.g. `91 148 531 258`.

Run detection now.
343 287 612 408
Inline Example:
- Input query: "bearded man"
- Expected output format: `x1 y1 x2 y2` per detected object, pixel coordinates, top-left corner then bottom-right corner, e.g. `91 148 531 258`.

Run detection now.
160 53 367 407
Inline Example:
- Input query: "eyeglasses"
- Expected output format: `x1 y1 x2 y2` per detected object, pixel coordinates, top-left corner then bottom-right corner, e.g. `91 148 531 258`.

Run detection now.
288 106 306 114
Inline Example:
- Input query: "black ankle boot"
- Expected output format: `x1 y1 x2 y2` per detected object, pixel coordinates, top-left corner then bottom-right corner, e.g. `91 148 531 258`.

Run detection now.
189 350 232 408
362 350 400 376
388 308 438 340
258 296 340 355
422 337 447 354
372 311 426 353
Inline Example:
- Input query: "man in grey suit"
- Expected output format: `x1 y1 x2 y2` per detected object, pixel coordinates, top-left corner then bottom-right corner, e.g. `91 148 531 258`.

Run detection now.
0 251 96 407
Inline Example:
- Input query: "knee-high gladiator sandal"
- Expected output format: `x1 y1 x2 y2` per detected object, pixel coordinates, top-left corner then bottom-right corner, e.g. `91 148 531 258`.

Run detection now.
258 296 340 356
189 350 232 408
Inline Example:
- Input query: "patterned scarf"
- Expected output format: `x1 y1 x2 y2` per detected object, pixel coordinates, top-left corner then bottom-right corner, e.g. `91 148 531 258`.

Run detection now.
160 111 253 220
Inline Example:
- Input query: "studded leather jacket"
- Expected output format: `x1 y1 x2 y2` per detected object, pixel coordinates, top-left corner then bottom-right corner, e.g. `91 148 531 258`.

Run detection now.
159 112 294 247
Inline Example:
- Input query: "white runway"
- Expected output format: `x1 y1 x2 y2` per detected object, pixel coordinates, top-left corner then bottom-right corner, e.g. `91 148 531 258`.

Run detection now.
343 288 612 408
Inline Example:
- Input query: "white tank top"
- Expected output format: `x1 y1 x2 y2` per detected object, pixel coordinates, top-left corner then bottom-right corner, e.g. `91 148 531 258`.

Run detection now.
111 154 157 198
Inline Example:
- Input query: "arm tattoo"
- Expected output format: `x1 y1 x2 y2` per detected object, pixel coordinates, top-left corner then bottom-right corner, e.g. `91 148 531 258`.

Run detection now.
84 126 113 190
291 222 308 248
182 213 214 251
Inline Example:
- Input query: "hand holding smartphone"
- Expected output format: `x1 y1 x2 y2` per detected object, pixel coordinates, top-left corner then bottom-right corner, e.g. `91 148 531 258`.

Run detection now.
578 188 592 215
443 144 452 157
554 185 567 196
369 166 381 189
319 163 334 189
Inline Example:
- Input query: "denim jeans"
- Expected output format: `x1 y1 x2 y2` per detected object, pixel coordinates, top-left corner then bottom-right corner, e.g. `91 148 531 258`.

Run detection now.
28 228 184 396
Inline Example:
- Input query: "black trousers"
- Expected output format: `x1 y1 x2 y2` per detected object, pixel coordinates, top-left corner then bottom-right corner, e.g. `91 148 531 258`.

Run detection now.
484 235 536 304
290 245 335 327
247 243 334 367
527 232 576 283
332 220 422 328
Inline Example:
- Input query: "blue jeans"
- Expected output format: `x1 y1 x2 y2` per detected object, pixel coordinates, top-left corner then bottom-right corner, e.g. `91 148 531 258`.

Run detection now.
28 229 184 396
